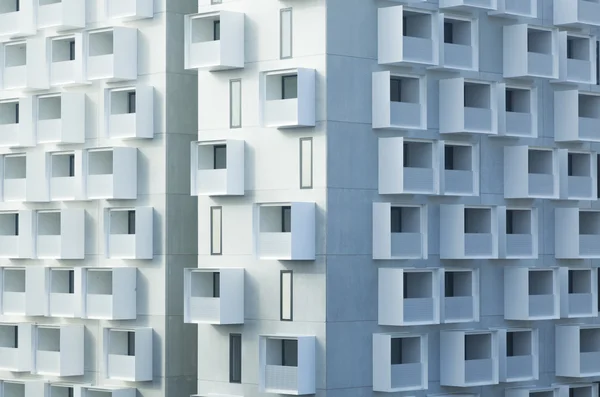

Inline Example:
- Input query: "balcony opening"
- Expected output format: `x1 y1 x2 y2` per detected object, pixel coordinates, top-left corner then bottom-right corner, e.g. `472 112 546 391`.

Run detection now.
569 269 592 294
532 392 554 397
505 88 530 113
111 89 136 115
580 328 600 353
88 150 113 175
506 330 532 357
38 95 61 121
390 206 420 233
50 385 75 397
190 15 221 44
50 269 74 294
37 327 60 352
51 37 76 63
528 149 553 174
568 152 591 177
402 11 432 39
109 329 136 357
266 338 298 367
260 205 292 234
580 212 600 235
0 1 19 14
3 268 24 293
0 101 19 125
444 144 472 171
87 269 112 295
527 28 552 55
506 209 531 234
38 211 60 236
196 143 227 171
190 271 220 298
4 43 26 68
445 271 472 297
3 382 24 397
443 18 471 45
464 333 492 360
529 270 554 295
89 31 114 57
390 336 420 365
403 141 432 168
568 36 590 61
390 76 420 104
570 387 594 397
39 0 62 5
51 153 75 178
579 94 600 119
403 272 432 299
464 83 491 109
0 324 17 348
0 213 18 236
266 73 298 101
464 208 491 234
110 210 136 236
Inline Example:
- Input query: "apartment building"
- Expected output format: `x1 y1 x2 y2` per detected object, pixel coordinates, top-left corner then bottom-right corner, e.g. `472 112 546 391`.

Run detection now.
0 0 199 396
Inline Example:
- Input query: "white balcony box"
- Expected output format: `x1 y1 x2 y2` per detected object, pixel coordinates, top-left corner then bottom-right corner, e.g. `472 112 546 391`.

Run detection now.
259 335 315 395
48 34 85 87
440 78 497 135
83 267 136 320
262 68 315 128
499 208 538 259
489 0 537 18
560 385 599 397
107 0 153 21
504 25 559 79
372 72 427 130
373 333 427 392
498 329 539 382
504 267 560 320
440 141 479 196
184 268 244 325
506 387 561 397
435 14 478 71
378 6 438 67
554 0 600 27
440 204 498 259
556 325 600 377
557 33 596 85
505 146 558 199
0 380 50 397
191 140 244 196
0 211 33 259
499 85 538 138
439 0 496 11
0 97 35 148
105 207 153 260
378 268 439 326
37 0 84 30
46 267 82 318
184 11 244 71
46 384 85 397
3 154 26 202
559 267 598 318
36 93 85 144
86 28 137 82
33 324 84 377
86 147 137 200
36 209 84 259
81 386 136 397
2 39 48 91
0 1 35 38
373 203 427 260
257 202 315 261
440 330 499 386
104 327 153 382
49 151 84 201
0 323 32 372
105 86 153 139
441 268 479 323
556 208 600 259
555 89 600 142
0 267 25 315
558 150 597 200
378 138 438 195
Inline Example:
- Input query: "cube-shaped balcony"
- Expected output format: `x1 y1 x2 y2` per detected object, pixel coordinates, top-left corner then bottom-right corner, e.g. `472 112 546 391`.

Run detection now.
372 72 427 130
373 333 428 392
37 0 85 30
558 150 597 200
560 267 597 318
184 11 244 71
504 267 559 320
439 0 497 11
440 78 497 134
47 267 82 318
259 335 315 395
0 380 35 397
3 154 27 202
86 28 137 82
33 324 84 377
81 387 136 397
82 267 136 320
562 385 599 397
435 15 478 71
378 268 439 326
440 205 498 259
184 268 244 325
104 327 153 382
0 267 26 315
36 93 85 144
499 329 538 382
0 1 35 38
0 211 33 259
373 203 427 260
105 207 153 260
86 147 137 200
440 142 479 196
504 25 559 79
558 33 596 84
0 322 32 372
499 208 537 259
555 0 600 27
46 384 82 397
440 330 499 386
3 38 48 91
556 208 600 259
191 139 244 196
489 0 537 18
378 6 438 66
257 202 315 261
48 151 84 201
504 146 558 199
262 68 315 128
3 41 27 90
49 34 85 86
441 268 479 323
506 387 561 397
36 209 84 259
107 0 153 21
555 90 600 142
106 86 153 139
499 85 537 137
556 325 600 377
0 98 35 148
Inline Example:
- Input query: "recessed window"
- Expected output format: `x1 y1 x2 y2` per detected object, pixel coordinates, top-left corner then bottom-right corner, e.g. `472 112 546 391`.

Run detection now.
229 333 242 383
127 91 136 114
390 336 420 365
213 20 220 41
445 271 472 298
300 138 313 189
212 272 220 298
0 325 18 348
506 87 531 113
52 38 76 63
568 152 591 177
567 36 590 61
464 208 491 234
444 18 471 45
281 339 298 366
210 206 222 255
280 270 293 321
506 209 531 235
0 101 19 125
213 145 227 170
51 153 75 178
230 79 241 128
569 269 592 294
5 43 26 67
282 75 298 99
464 333 491 360
390 206 420 234
109 210 136 236
280 8 292 59
527 28 552 55
444 144 472 171
51 269 75 295
281 206 292 233
0 213 19 236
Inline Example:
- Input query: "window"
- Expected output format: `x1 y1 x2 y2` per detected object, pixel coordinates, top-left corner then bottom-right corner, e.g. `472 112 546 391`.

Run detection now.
127 210 135 235
212 272 220 298
280 8 292 59
229 334 242 383
281 339 298 366
444 21 453 44
568 153 574 176
390 77 402 102
281 206 292 233
567 38 574 59
403 273 409 299
300 138 313 189
391 207 402 233
282 75 298 99
14 213 19 236
402 17 407 36
127 331 135 356
69 40 75 61
210 207 222 255
230 79 241 128
213 20 220 41
596 41 599 85
391 337 403 364
68 270 74 294
14 102 19 124
280 270 293 321
506 89 513 112
68 154 75 177
15 0 19 12
506 332 514 356
444 145 454 170
445 272 454 297
127 92 136 114
211 0 222 3
213 145 227 170
506 210 514 234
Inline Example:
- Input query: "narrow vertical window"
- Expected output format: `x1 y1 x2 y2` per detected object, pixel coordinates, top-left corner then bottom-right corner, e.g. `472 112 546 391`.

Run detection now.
211 206 222 255
281 206 292 233
444 145 454 170
282 75 298 99
68 154 75 177
14 213 18 236
14 102 19 124
567 38 574 59
127 91 136 114
280 8 292 59
213 20 221 41
444 21 454 44
505 89 513 112
15 0 19 12
230 79 241 128
596 40 599 85
445 272 454 297
127 210 136 235
68 270 74 294
69 40 75 61
506 332 514 357
299 138 313 189
390 77 402 102
127 332 135 356
402 142 409 167
280 270 293 321
402 17 407 36
13 326 18 348
506 210 514 234
391 338 402 364
390 207 402 233
67 388 73 397
568 270 575 294
213 144 227 170
212 272 220 298
229 334 242 383
568 153 574 176
282 339 298 366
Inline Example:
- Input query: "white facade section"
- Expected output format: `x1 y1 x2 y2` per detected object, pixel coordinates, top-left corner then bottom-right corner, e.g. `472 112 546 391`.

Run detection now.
489 0 537 18
191 140 245 196
498 84 538 138
372 333 428 392
48 33 85 87
555 89 600 142
498 207 538 259
558 149 597 200
106 0 154 22
436 13 479 71
557 32 596 85
0 98 35 148
559 267 598 318
498 329 539 382
36 0 85 30
556 325 600 377
36 93 86 144
439 0 497 11
86 27 137 82
504 267 560 320
373 203 428 260
46 267 82 318
82 267 137 321
104 327 153 382
441 268 480 323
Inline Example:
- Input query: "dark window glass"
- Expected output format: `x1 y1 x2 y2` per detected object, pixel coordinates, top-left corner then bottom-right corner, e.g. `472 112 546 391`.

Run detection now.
127 210 136 235
506 210 514 234
68 154 75 177
282 75 298 99
229 334 242 383
15 0 19 12
282 339 298 367
568 153 574 176
403 273 408 299
127 92 136 114
281 206 292 232
391 337 402 365
390 77 402 103
14 213 18 236
445 145 454 170
402 17 407 36
213 272 220 298
596 41 599 85
127 332 135 356
403 142 409 167
69 40 75 61
15 103 19 124
506 89 513 112
506 332 514 357
567 38 573 59
213 20 220 41
68 270 74 294
13 326 18 348
391 207 402 233
569 270 575 294
213 145 227 170
445 272 454 297
444 21 453 44
67 389 73 397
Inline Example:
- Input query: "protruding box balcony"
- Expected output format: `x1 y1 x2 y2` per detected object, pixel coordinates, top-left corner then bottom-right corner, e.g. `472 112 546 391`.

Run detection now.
555 89 600 142
86 147 137 200
49 34 85 86
560 267 597 318
0 380 37 397
0 211 33 259
83 267 137 320
378 268 439 326
561 385 599 397
184 11 244 71
37 0 85 30
86 28 137 82
373 203 427 260
184 268 244 325
3 154 27 202
556 325 600 377
104 327 153 382
106 86 153 139
558 150 597 200
504 146 558 199
440 204 498 259
47 267 82 318
556 208 600 259
440 142 479 196
489 0 537 18
554 0 600 27
106 207 153 260
506 387 561 397
0 1 35 38
499 85 537 137
263 68 315 128
372 71 427 130
435 15 478 71
499 208 537 259
504 267 559 320
379 138 437 195
499 329 538 382
49 151 84 201
0 323 32 372
378 6 438 67
441 268 479 323
257 202 315 261
439 0 497 11
0 98 35 148
440 330 499 386
3 38 49 91
557 33 596 84
259 335 315 395
503 25 559 79
33 324 84 377
191 140 244 196
3 41 27 90
440 78 497 135
373 333 428 392
37 93 85 144
81 386 136 397
0 267 26 315
107 0 153 21
36 209 84 259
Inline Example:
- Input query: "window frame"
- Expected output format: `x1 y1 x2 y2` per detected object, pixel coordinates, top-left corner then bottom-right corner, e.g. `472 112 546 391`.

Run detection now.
213 144 227 170
68 39 75 61
127 91 136 114
229 333 242 383
281 206 292 233
281 74 298 100
213 20 221 41
280 8 293 59
229 79 242 128
212 272 220 298
299 137 313 189
127 210 136 235
210 206 223 255
280 270 293 321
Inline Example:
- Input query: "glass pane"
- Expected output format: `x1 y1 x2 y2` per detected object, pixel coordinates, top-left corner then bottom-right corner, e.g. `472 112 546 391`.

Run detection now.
230 80 241 128
300 138 312 188
280 9 292 59
214 145 227 170
280 271 292 320
282 75 298 99
211 207 222 255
